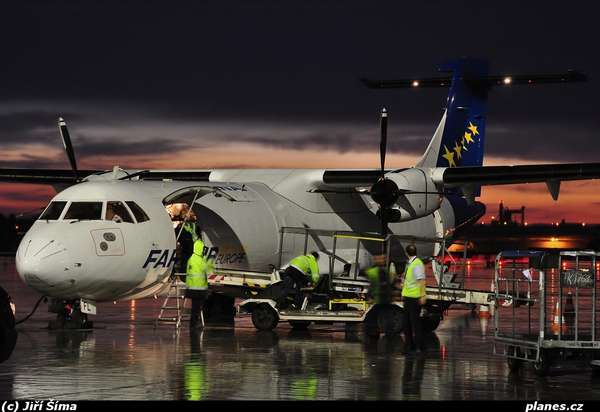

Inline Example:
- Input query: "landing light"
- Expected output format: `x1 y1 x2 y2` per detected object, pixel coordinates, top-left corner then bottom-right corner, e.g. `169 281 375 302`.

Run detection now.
503 76 512 85
412 80 420 87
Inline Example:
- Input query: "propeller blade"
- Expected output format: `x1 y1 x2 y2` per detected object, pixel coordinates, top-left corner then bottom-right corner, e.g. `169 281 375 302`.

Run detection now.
379 108 387 179
58 117 78 180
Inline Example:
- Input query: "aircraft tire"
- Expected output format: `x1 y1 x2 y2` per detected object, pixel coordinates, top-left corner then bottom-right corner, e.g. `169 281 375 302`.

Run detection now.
252 304 279 331
0 287 17 363
378 305 405 336
422 311 442 333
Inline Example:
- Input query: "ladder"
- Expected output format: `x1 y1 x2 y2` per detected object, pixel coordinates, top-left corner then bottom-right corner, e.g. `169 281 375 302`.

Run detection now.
156 274 189 328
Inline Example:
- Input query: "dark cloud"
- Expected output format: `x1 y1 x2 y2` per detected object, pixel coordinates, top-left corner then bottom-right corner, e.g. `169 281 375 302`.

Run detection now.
0 189 52 203
0 1 598 166
485 122 600 163
75 135 187 158
0 155 64 169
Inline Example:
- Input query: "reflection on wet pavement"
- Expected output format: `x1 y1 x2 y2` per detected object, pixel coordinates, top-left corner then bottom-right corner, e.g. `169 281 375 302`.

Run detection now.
2 257 600 400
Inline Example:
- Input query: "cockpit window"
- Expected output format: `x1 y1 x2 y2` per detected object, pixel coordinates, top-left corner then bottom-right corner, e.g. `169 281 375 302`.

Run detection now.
39 201 67 220
126 201 150 223
105 201 134 223
63 202 103 220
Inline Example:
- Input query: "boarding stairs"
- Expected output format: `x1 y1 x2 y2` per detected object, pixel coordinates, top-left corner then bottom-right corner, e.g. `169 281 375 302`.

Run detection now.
156 273 190 328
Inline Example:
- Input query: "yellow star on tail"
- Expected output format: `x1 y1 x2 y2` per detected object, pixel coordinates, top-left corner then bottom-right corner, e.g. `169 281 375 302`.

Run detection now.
464 131 474 144
467 122 479 136
442 145 456 167
453 141 462 159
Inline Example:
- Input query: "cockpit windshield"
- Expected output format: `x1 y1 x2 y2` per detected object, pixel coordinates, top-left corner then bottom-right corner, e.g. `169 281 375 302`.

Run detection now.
63 202 103 220
105 201 134 223
39 201 67 220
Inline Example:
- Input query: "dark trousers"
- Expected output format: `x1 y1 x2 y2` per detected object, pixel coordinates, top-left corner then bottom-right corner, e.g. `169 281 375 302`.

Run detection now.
186 289 209 328
404 297 424 350
281 266 308 307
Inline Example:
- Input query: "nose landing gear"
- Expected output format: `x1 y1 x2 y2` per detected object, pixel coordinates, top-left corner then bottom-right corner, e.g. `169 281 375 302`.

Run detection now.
48 299 94 330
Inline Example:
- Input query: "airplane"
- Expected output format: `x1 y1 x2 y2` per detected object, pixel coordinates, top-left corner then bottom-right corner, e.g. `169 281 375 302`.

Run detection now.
3 58 599 328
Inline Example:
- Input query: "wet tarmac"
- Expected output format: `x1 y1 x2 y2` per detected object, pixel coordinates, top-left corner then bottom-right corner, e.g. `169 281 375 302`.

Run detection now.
2 257 600 400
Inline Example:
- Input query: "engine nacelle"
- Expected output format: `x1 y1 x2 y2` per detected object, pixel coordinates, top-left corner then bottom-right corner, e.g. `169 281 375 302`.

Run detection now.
382 168 442 222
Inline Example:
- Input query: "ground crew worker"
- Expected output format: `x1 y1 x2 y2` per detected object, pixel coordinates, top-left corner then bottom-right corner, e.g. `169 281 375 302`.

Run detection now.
364 255 399 336
281 251 320 308
186 238 213 328
401 244 427 353
365 255 394 305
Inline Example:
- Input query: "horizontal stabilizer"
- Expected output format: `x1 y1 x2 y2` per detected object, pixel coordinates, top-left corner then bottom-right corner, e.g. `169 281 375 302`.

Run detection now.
361 70 586 89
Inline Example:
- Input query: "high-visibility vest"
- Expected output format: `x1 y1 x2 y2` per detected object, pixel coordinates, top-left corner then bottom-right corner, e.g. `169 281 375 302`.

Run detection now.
186 240 211 290
402 257 425 298
365 266 392 304
290 254 320 283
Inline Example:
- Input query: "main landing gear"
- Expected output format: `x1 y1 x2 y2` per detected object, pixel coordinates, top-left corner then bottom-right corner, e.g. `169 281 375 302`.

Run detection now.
48 299 93 330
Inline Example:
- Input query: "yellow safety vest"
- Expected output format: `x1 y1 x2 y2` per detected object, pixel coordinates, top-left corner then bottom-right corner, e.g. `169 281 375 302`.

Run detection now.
402 257 425 298
365 266 392 304
186 240 212 290
290 254 320 283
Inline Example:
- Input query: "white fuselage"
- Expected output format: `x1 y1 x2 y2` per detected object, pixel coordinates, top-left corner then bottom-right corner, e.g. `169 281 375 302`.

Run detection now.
15 169 456 303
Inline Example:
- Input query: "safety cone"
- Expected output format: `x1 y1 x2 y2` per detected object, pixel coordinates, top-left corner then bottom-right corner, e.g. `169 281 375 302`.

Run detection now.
479 304 490 319
551 299 568 336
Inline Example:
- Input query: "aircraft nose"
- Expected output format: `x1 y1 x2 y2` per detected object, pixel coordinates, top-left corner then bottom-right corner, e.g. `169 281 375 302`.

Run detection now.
16 226 81 297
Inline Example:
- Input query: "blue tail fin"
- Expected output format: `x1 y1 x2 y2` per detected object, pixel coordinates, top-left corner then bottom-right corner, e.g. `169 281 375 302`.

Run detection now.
417 58 489 169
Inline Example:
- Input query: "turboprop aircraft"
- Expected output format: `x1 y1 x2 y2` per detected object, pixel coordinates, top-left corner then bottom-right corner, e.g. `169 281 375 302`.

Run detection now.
4 58 600 326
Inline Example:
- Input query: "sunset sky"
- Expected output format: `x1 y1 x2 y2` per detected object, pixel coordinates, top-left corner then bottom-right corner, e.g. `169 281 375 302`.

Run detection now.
1 1 599 223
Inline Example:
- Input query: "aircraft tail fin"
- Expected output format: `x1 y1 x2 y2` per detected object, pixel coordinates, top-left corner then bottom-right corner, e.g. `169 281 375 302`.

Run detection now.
416 58 489 169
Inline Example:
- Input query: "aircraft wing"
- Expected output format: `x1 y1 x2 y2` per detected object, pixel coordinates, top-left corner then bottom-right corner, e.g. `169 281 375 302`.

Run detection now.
0 169 102 184
440 162 600 200
0 168 214 184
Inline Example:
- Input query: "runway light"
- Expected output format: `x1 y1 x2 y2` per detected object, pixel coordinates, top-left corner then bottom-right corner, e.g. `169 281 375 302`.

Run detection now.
412 80 420 87
503 76 512 85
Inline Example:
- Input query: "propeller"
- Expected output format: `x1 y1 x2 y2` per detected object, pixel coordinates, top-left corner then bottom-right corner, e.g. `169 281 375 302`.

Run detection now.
379 108 387 179
370 108 401 237
58 117 78 180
